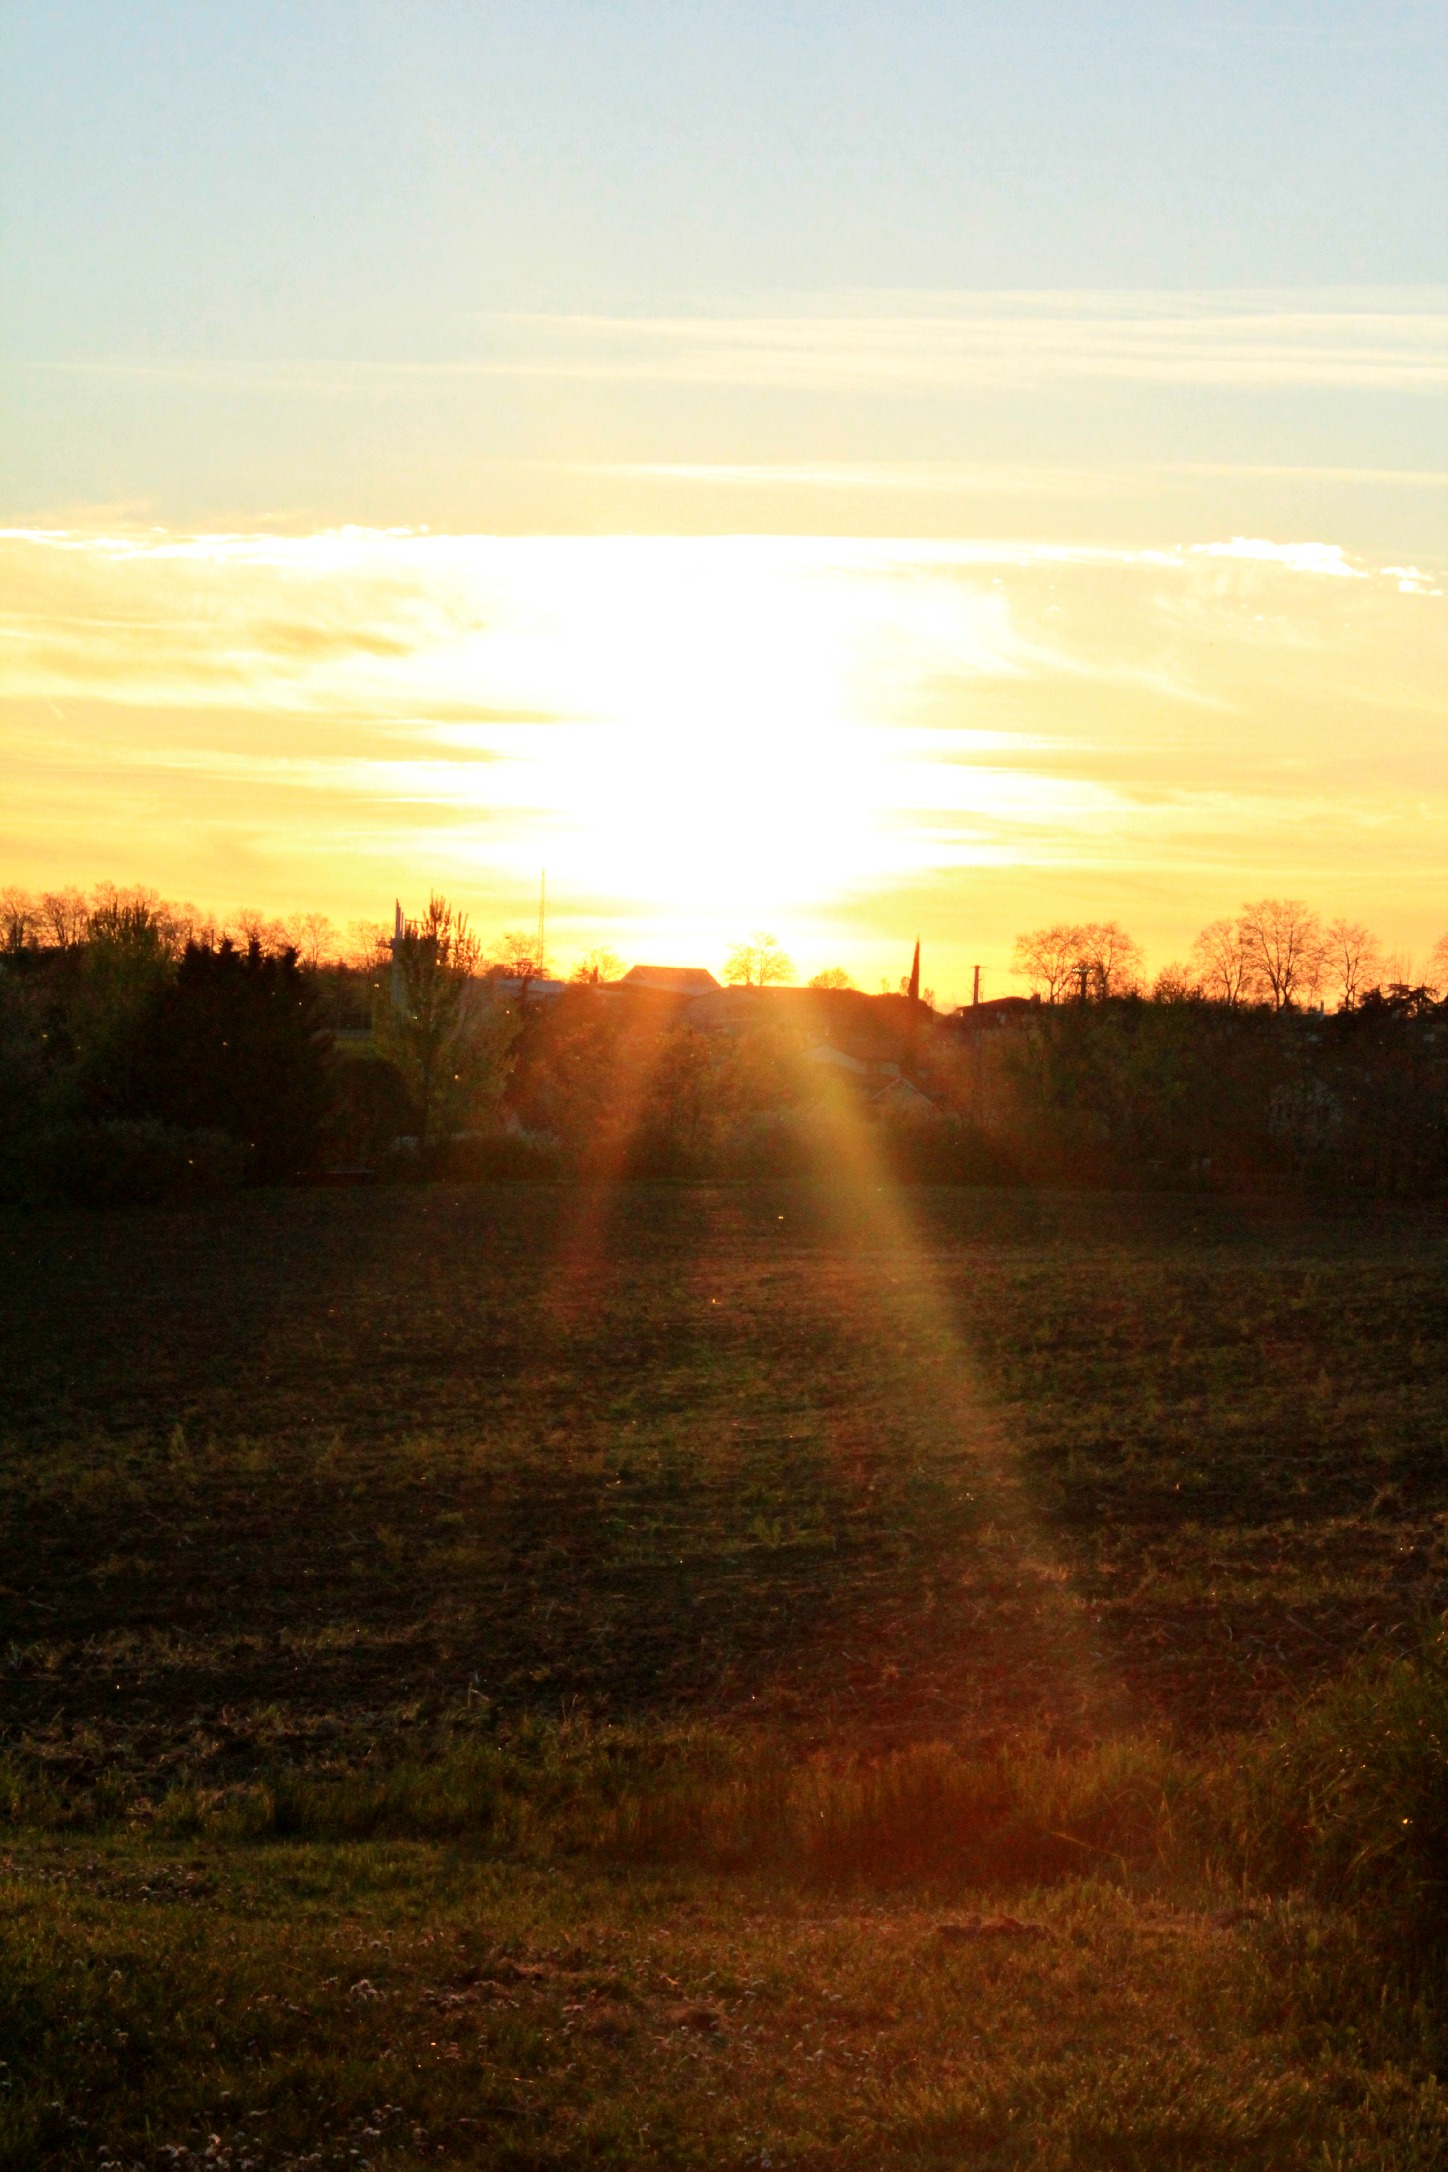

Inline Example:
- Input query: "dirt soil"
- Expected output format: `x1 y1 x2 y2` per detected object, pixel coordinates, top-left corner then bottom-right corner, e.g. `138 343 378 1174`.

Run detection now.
2 1183 1445 1792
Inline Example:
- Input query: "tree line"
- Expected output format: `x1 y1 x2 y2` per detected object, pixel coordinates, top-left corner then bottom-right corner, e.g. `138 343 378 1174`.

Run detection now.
2 881 1446 1202
1012 902 1446 1013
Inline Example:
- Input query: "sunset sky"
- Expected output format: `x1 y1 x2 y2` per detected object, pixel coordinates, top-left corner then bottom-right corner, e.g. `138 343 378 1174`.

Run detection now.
2 4 1444 1003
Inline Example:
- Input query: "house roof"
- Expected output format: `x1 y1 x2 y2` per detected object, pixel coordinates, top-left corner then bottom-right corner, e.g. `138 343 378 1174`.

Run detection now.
621 964 722 994
806 1042 900 1081
946 994 1040 1030
472 975 568 1003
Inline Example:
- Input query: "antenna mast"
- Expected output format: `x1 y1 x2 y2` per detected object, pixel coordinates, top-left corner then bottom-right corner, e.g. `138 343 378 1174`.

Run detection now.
537 869 547 978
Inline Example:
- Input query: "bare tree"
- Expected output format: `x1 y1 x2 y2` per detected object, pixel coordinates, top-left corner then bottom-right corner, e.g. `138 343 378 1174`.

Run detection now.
808 967 854 990
1323 918 1384 1010
231 907 290 954
724 933 793 988
346 920 391 970
86 889 166 947
163 901 221 954
86 883 202 960
1189 918 1259 1006
276 911 335 971
1428 932 1448 998
1011 923 1084 1003
569 946 624 986
0 887 39 954
1152 962 1202 1003
1011 921 1141 1002
40 887 89 949
1237 898 1324 1011
1077 920 1145 998
485 930 547 983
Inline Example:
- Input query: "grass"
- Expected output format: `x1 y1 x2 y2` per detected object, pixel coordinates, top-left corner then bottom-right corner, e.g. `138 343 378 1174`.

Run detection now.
6 1825 1448 2171
1 1181 1446 2164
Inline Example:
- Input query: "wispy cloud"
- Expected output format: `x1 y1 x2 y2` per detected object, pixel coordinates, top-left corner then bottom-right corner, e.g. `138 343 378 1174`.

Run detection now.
473 295 1448 393
1190 539 1369 579
28 291 1447 398
577 462 1130 497
571 459 1448 497
1189 536 1441 592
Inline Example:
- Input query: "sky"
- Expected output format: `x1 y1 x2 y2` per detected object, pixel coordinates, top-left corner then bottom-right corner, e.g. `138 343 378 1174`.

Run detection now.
1 3 1444 1001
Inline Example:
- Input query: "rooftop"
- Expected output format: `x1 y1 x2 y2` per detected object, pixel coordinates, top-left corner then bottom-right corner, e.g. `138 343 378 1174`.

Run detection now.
620 964 722 994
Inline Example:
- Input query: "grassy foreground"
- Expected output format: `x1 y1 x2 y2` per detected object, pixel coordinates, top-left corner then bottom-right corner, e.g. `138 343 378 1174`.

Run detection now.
1 1183 1447 2166
7 1822 1448 2172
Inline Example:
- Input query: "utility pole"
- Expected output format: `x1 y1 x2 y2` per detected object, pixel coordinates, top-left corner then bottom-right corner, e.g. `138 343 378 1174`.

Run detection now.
537 869 547 979
972 964 981 1007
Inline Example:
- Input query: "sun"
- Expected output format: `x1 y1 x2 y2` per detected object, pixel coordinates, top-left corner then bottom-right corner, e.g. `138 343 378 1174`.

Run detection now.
422 537 1025 928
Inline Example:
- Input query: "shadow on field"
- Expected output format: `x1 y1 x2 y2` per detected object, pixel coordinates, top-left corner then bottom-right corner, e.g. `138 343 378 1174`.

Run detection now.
0 1171 1444 1803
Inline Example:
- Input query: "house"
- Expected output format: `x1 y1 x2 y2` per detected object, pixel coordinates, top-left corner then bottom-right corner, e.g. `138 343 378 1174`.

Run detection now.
946 994 1040 1033
619 965 722 995
805 1040 941 1121
806 1042 900 1084
482 975 569 1005
872 1071 940 1121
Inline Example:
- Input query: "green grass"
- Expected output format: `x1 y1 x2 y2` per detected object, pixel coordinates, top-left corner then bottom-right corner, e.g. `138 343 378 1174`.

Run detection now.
1 1182 1447 2164
5 1830 1448 2171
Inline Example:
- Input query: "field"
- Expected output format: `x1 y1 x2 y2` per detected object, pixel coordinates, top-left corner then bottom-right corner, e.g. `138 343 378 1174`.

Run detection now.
2 1182 1447 2168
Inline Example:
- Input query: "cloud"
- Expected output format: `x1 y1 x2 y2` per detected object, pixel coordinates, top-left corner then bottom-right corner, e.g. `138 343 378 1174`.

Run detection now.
1 523 1443 983
474 296 1448 394
1189 539 1369 578
1381 565 1443 595
28 291 1448 399
1187 539 1442 593
578 461 1139 498
1166 463 1448 490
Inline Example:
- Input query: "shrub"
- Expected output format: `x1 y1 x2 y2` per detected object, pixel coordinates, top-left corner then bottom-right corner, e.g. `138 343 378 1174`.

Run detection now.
1247 1635 1448 1951
433 1128 564 1181
133 938 333 1182
25 1118 245 1207
321 1049 414 1168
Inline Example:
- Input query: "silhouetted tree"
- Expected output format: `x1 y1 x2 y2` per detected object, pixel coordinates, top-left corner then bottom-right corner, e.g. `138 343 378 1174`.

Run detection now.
1013 921 1142 1002
1238 898 1324 1011
1152 962 1202 1003
1077 921 1144 998
724 933 793 988
74 894 176 1112
284 911 338 971
40 888 89 950
1189 918 1259 1007
134 938 332 1182
485 930 547 983
1012 923 1083 1003
0 887 39 954
1323 918 1384 1010
569 946 624 986
347 919 392 971
231 907 288 953
376 896 515 1155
